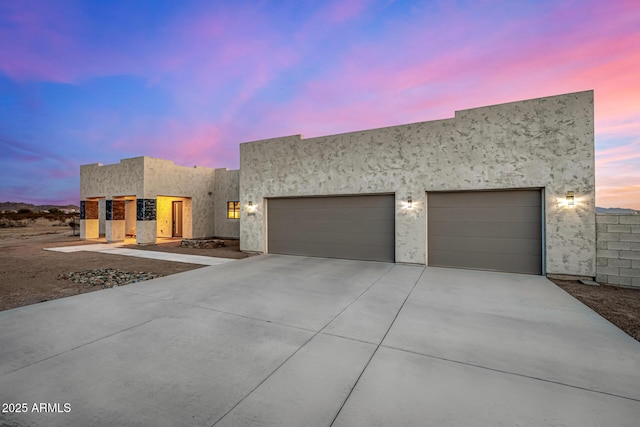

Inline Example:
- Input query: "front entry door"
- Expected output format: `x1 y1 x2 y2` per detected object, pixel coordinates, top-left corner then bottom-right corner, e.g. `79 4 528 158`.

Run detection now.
172 201 183 237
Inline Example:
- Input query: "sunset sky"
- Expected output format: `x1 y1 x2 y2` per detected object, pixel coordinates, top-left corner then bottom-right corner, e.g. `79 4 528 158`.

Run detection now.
1 0 638 209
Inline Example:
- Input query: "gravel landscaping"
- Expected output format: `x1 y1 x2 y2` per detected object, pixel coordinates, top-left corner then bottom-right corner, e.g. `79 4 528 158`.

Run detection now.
59 268 160 288
0 222 246 311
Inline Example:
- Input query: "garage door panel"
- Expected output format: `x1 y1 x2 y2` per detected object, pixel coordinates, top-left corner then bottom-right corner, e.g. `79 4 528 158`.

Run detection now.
428 221 542 239
429 249 542 275
270 241 394 261
268 207 393 222
268 219 394 234
428 190 541 208
269 205 392 214
267 221 393 234
268 195 395 262
428 190 542 274
429 206 541 223
429 235 542 256
270 197 395 210
269 230 395 247
272 221 393 239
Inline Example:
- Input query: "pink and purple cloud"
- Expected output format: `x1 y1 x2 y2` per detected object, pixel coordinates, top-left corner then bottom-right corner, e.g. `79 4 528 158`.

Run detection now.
0 0 638 208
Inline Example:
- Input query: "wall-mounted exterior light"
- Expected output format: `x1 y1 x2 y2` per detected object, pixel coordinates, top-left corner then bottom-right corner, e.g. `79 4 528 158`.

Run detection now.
566 191 575 207
248 201 257 213
407 196 413 209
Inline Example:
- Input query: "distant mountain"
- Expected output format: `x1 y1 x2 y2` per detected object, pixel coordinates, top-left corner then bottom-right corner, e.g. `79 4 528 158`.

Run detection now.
596 207 639 214
0 201 80 212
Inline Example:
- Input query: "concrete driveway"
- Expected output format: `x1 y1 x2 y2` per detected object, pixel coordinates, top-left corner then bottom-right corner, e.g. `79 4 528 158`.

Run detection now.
1 255 639 426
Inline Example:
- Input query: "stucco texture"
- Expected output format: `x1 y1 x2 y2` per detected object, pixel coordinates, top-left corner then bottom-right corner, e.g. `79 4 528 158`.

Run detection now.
240 91 595 276
81 157 145 200
143 158 215 239
213 169 240 239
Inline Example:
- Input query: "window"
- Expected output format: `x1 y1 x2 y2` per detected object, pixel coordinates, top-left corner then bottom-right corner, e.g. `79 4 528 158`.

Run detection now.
227 201 240 219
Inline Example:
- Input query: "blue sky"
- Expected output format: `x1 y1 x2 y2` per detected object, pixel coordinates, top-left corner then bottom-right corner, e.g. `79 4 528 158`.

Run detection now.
1 0 638 208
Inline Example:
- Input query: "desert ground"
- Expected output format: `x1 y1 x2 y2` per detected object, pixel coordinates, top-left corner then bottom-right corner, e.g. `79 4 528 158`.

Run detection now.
0 218 252 311
0 219 638 341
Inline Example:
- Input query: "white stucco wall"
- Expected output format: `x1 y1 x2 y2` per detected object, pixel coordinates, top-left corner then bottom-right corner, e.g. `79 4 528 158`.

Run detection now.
143 158 216 239
240 91 595 276
80 219 98 239
105 219 124 241
81 157 145 200
213 168 240 239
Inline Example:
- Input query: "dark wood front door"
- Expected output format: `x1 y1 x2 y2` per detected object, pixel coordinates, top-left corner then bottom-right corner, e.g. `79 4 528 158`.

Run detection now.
172 201 183 237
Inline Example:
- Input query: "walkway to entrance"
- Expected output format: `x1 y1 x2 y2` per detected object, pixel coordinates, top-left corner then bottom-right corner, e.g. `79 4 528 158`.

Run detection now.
45 241 235 266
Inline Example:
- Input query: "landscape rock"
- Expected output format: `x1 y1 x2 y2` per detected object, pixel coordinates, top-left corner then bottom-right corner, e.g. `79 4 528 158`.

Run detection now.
58 268 160 288
180 238 225 249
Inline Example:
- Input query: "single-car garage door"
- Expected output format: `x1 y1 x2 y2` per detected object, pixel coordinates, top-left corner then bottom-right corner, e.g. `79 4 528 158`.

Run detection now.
268 195 395 262
428 190 542 274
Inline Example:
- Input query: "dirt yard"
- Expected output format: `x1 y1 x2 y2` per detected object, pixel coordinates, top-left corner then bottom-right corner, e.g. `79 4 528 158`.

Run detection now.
0 220 250 311
1 221 639 342
550 278 640 342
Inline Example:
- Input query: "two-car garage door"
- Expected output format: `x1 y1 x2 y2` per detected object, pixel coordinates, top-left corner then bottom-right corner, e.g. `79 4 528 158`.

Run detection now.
267 190 542 274
267 195 395 262
427 190 542 274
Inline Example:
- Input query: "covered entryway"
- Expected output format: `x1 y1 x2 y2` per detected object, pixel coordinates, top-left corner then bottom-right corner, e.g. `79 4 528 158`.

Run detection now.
427 189 542 274
156 196 192 239
267 194 395 262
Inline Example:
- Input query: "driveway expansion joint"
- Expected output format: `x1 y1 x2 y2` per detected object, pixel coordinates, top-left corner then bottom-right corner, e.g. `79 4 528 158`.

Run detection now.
210 262 396 426
328 266 427 426
380 344 640 403
0 318 157 378
112 287 318 334
320 331 378 346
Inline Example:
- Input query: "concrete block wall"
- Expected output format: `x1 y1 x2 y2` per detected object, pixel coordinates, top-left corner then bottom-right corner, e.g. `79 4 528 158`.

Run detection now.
596 214 640 288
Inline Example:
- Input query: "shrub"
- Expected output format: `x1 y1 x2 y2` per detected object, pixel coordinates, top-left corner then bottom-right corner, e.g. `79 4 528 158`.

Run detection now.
68 217 79 236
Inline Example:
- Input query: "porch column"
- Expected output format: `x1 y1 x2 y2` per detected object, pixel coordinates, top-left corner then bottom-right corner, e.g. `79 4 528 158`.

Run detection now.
79 200 99 240
105 199 126 242
136 198 157 245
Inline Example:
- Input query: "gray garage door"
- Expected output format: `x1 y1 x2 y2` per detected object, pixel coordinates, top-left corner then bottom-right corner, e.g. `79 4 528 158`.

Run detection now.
268 195 395 262
428 190 542 274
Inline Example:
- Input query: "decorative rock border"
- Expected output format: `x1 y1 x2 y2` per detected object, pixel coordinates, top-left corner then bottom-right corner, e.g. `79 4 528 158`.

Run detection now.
59 269 159 288
180 238 226 249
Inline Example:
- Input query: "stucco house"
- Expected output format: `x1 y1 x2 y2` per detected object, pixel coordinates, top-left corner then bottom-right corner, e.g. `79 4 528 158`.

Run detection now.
80 157 240 243
80 90 596 278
